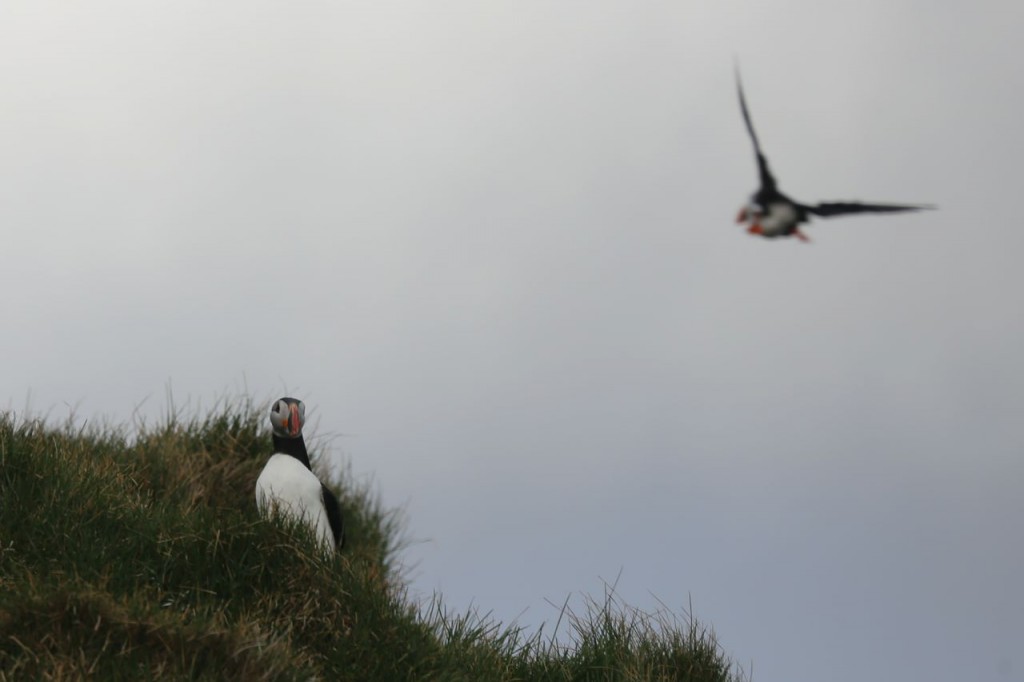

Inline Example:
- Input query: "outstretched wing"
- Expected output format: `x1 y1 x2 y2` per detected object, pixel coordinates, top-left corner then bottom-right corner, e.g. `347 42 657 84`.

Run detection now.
320 483 345 550
801 202 935 218
736 67 777 194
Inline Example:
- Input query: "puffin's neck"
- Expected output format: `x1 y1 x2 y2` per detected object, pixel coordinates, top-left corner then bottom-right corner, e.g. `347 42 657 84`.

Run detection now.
271 434 312 470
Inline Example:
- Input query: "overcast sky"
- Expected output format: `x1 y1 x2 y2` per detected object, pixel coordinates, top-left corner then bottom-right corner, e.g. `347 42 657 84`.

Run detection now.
3 2 1023 681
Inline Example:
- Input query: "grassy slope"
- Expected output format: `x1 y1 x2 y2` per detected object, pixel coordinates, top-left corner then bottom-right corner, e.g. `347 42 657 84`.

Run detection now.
0 399 743 681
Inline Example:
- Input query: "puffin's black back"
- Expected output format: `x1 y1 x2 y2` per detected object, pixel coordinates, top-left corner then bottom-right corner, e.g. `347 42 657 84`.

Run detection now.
320 484 345 549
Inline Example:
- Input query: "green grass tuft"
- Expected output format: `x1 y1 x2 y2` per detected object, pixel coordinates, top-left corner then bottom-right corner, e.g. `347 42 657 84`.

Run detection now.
0 399 744 681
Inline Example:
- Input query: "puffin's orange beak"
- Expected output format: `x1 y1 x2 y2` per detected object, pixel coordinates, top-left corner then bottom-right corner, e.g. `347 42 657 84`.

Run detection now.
287 403 301 437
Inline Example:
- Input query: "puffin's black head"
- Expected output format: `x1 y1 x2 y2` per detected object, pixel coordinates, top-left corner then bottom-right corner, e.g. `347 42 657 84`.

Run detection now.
736 198 764 225
270 397 305 439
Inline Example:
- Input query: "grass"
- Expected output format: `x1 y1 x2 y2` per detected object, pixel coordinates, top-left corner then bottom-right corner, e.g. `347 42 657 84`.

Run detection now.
0 397 745 681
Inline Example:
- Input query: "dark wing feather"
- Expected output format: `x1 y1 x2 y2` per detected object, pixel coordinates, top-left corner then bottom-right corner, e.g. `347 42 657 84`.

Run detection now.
736 67 777 194
802 202 935 218
320 483 345 550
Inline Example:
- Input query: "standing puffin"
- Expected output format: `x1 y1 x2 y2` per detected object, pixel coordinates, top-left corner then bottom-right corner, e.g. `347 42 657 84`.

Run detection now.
735 68 932 241
255 397 345 551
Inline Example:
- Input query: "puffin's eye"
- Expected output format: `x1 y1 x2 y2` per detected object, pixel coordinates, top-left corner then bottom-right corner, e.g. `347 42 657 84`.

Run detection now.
274 402 282 413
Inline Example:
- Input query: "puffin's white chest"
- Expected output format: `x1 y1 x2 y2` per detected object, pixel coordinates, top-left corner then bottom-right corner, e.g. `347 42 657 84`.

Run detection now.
760 201 800 236
255 454 334 550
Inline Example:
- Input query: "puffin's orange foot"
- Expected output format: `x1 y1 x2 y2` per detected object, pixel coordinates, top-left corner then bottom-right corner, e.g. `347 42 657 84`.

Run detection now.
747 224 764 235
793 229 809 242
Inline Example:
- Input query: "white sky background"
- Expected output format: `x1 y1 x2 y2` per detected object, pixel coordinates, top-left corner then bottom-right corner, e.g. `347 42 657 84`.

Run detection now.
3 2 1023 680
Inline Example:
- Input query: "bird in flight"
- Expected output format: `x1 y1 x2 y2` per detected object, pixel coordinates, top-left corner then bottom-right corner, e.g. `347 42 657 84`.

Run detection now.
735 68 933 241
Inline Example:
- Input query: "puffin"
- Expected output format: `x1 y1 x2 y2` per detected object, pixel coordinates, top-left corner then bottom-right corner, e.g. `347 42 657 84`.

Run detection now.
735 68 933 241
255 397 345 551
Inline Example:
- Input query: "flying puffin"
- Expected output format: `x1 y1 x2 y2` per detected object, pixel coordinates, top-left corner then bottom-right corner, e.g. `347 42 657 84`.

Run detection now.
735 68 933 241
255 397 345 551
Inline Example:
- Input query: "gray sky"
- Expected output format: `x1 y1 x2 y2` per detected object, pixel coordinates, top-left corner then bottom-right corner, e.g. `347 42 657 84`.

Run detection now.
3 2 1022 680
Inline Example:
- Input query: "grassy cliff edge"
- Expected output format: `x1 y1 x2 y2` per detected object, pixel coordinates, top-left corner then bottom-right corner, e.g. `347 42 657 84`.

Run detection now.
0 399 743 681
